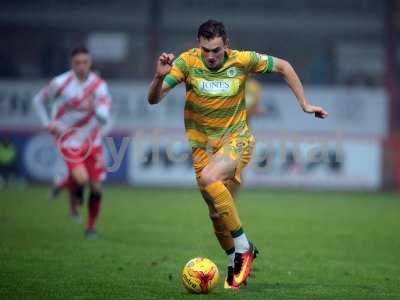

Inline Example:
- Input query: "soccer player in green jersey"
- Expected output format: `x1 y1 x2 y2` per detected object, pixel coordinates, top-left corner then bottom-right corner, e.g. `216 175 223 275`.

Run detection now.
147 20 328 289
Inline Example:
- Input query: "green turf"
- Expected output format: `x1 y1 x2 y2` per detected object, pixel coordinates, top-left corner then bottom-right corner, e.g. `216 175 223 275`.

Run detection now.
0 186 399 299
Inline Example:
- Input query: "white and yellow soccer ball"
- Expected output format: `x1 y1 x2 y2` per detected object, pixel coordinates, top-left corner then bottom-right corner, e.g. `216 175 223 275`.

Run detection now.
181 257 219 294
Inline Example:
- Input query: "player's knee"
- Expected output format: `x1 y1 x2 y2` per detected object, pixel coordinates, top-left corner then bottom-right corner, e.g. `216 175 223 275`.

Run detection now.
200 167 220 187
72 168 89 186
74 176 88 186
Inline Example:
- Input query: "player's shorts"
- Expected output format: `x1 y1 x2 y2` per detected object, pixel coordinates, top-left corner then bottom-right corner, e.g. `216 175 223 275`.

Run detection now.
192 134 255 185
60 144 106 182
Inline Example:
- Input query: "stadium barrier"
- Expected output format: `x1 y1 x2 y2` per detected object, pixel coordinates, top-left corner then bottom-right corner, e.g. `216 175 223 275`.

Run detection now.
0 81 387 190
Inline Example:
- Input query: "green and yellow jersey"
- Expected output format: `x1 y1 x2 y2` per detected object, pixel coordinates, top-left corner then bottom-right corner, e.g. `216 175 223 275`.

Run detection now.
164 48 273 150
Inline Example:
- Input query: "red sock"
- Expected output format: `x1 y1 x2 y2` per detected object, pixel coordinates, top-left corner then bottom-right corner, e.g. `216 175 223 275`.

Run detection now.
87 191 102 230
68 179 84 216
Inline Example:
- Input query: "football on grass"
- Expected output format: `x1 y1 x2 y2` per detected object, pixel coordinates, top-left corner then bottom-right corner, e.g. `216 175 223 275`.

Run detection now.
182 257 219 293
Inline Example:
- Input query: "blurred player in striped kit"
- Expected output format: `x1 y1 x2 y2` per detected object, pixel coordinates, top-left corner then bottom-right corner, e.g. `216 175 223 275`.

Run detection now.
33 46 112 239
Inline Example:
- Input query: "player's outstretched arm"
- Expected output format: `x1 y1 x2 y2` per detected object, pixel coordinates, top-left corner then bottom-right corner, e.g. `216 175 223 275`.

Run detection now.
272 57 328 119
33 86 52 127
147 53 175 105
33 83 60 135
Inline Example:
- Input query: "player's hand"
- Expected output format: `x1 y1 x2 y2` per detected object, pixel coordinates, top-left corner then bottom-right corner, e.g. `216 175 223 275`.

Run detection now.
47 122 60 136
155 53 175 79
302 103 328 119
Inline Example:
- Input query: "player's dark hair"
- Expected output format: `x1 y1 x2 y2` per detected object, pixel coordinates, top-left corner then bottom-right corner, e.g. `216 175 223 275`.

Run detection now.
197 20 227 43
70 45 89 58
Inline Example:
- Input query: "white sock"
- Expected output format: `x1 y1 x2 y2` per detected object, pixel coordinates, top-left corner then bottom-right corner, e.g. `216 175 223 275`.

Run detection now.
227 252 235 267
233 232 250 253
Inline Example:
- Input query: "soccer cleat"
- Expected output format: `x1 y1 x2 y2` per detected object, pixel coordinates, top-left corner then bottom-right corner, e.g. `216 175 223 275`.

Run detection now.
224 266 239 289
84 228 97 240
233 242 259 287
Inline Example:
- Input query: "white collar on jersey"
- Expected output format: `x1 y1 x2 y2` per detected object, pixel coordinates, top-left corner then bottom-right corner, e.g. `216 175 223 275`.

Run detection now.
71 70 97 85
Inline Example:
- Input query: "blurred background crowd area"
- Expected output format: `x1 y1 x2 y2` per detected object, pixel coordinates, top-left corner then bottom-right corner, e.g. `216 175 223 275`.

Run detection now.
0 0 396 86
0 0 400 191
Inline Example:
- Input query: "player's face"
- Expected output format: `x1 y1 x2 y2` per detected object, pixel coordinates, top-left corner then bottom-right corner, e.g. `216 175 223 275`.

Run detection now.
198 37 227 69
71 53 92 79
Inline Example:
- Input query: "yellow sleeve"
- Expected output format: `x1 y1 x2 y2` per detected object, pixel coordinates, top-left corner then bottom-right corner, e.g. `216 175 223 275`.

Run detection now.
163 52 190 88
239 51 274 74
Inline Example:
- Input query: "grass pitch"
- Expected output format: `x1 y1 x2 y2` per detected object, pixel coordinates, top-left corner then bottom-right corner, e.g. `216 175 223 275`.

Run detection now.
0 186 399 299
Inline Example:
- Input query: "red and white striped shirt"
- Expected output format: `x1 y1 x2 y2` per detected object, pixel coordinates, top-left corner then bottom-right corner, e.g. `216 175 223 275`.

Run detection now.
33 70 112 148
